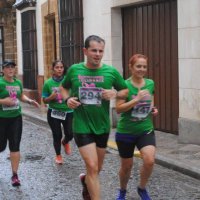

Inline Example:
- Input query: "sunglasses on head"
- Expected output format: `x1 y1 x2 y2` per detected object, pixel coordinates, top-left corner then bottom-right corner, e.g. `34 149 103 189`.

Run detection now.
4 65 15 69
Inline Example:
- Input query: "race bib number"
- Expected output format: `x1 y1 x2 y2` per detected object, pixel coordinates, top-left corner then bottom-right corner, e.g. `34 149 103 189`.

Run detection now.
131 100 152 121
2 99 20 111
79 87 102 105
51 109 67 120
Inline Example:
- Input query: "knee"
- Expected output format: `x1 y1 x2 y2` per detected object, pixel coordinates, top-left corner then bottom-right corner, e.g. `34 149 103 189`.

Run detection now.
143 157 155 168
86 161 99 175
122 162 133 172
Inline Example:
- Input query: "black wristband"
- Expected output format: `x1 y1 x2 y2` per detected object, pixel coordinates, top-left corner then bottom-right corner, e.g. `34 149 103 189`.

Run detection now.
64 97 71 103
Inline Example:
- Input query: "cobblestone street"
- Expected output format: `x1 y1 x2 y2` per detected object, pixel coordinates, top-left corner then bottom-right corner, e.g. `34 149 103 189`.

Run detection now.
0 117 200 200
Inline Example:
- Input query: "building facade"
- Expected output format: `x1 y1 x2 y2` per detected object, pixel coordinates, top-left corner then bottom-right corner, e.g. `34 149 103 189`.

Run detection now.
0 0 16 72
13 0 200 144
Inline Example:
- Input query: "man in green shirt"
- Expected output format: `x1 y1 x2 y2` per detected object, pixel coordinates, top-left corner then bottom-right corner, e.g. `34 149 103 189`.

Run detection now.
60 35 127 200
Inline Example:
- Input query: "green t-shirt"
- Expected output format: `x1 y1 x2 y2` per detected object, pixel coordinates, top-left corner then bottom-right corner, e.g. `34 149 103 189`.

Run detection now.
0 77 23 118
62 62 127 135
42 77 72 112
117 78 154 135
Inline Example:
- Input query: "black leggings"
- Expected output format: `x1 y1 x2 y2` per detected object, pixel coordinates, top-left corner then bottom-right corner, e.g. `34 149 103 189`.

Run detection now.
0 115 22 152
47 109 73 155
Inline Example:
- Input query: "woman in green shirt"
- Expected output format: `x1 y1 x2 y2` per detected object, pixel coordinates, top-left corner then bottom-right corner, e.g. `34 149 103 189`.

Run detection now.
115 54 158 200
0 60 39 187
42 60 73 165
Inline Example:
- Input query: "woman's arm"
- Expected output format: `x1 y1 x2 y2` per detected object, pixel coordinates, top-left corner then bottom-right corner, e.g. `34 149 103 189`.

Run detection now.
43 92 57 104
21 93 40 108
116 89 150 113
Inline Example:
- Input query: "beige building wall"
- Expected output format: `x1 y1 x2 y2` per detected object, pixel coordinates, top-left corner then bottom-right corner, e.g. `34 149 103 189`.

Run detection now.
41 0 60 80
16 0 60 102
178 0 200 144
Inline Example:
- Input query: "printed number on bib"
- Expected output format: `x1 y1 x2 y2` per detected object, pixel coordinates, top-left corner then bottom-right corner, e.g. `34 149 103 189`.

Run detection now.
51 109 67 120
79 87 102 105
131 101 152 121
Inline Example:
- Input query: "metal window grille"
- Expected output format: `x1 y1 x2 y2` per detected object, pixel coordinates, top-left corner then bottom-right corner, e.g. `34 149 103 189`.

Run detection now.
21 10 38 89
58 0 84 68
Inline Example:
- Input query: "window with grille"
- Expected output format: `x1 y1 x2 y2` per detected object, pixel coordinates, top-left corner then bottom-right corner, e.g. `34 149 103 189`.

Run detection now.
0 27 4 73
58 0 84 68
21 10 38 89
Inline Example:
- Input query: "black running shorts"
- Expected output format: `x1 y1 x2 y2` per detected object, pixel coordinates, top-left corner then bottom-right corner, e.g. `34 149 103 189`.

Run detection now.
74 133 109 148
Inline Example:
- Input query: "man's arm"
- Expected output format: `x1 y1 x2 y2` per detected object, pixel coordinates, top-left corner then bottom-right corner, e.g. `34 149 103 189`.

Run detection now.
59 86 81 109
21 93 40 108
59 85 70 101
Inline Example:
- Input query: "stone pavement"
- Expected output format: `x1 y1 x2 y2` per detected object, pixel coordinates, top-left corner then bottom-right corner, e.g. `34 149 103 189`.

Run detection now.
21 103 200 180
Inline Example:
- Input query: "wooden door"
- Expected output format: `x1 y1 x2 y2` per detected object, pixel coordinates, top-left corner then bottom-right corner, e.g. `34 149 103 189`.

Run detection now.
122 0 178 134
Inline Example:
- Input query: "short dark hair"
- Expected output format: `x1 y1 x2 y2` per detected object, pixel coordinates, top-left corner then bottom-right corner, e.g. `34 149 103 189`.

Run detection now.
84 35 105 49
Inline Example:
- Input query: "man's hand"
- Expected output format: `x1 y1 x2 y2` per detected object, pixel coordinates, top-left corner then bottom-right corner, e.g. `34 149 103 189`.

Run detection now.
102 89 117 100
67 97 81 109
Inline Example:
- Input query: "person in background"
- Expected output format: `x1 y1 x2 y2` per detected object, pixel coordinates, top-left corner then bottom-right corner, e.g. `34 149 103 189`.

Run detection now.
60 35 128 200
42 60 73 164
115 54 158 200
0 59 39 187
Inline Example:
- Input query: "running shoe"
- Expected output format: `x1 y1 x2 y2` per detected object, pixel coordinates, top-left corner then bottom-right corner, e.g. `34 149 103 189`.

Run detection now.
62 140 71 155
11 174 21 187
79 173 91 200
55 155 63 164
137 187 151 200
116 189 126 200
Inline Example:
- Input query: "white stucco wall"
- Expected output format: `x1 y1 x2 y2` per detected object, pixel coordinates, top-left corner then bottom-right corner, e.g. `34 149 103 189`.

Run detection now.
35 0 46 75
83 0 112 66
178 0 200 121
16 10 22 74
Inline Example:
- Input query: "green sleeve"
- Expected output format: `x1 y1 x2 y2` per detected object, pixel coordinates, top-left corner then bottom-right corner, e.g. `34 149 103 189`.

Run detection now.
62 66 73 89
112 68 127 90
42 81 50 98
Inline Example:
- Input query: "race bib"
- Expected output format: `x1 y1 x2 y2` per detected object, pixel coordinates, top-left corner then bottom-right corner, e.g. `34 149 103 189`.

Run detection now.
2 99 20 111
79 87 102 105
51 109 67 120
131 101 152 120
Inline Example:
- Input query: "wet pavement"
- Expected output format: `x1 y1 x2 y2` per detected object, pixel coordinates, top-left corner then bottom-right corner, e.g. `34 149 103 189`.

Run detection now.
20 103 200 180
1 118 200 200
